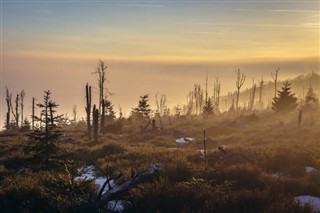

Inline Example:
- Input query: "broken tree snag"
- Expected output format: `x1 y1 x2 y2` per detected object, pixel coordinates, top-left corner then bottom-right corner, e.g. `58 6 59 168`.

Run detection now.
152 119 156 130
92 104 99 142
85 83 92 138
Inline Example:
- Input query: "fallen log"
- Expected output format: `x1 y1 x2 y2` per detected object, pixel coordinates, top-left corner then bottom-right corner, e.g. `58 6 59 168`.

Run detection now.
78 163 161 212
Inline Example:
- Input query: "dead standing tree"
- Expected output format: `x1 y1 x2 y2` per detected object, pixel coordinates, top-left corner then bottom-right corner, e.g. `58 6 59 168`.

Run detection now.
93 60 107 113
271 67 279 100
5 88 26 129
85 83 92 138
72 105 77 123
259 78 265 110
5 87 12 130
235 69 246 110
194 84 204 115
203 130 207 179
92 104 99 142
186 91 194 116
32 97 35 130
11 94 20 128
213 77 221 111
100 99 105 132
249 78 256 111
155 93 167 126
20 90 26 126
205 72 208 104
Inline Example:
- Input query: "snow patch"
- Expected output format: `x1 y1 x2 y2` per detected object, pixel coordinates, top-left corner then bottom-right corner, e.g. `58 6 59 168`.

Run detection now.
75 165 125 212
75 166 115 192
176 137 194 143
295 195 320 212
107 200 126 212
95 177 116 194
261 172 283 179
218 145 228 153
74 165 95 180
271 172 282 178
305 166 319 173
197 149 205 156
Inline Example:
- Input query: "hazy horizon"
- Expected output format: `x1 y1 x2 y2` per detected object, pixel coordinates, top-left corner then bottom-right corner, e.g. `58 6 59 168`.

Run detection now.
1 55 319 123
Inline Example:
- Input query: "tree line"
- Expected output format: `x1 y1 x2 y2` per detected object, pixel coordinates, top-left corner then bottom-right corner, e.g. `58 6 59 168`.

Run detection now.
3 62 319 135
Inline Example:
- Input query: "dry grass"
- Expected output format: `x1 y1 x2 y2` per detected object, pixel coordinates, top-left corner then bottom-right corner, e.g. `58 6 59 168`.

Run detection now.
0 110 319 212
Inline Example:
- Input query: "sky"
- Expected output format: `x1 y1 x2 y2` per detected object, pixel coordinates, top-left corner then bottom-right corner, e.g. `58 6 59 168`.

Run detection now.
0 0 319 123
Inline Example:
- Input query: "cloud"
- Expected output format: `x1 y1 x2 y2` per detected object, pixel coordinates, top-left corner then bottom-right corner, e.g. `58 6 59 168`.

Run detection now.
302 23 320 28
268 9 318 13
116 4 166 8
197 22 297 28
181 31 225 35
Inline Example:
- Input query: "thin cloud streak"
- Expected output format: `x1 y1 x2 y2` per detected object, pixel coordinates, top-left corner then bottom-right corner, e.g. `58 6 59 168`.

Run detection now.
181 31 225 35
182 22 319 29
196 22 297 28
116 4 166 8
302 23 320 28
268 9 319 13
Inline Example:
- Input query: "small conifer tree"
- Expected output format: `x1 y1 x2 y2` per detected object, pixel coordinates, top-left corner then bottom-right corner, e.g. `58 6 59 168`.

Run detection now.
203 98 214 117
28 90 63 169
131 94 151 119
302 85 318 112
272 81 298 113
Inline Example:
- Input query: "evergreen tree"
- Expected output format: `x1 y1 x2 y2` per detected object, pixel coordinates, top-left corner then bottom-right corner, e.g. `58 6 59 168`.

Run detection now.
131 94 151 118
28 91 63 169
303 85 318 112
305 85 318 105
203 98 214 117
272 81 298 113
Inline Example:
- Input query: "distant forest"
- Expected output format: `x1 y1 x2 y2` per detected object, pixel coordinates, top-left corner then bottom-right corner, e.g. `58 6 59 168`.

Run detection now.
222 71 320 112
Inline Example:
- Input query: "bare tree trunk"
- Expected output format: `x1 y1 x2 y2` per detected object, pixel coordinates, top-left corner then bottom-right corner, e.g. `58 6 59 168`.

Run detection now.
214 78 221 110
250 79 256 111
259 78 264 111
194 85 199 115
20 90 25 126
85 83 92 138
100 99 105 133
235 69 246 111
15 94 19 127
32 97 35 130
94 60 107 113
92 104 99 142
205 73 208 104
72 105 77 123
236 88 240 110
271 67 279 99
5 87 12 130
